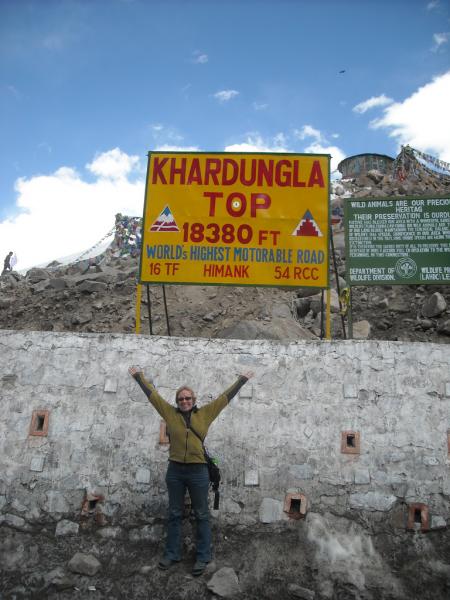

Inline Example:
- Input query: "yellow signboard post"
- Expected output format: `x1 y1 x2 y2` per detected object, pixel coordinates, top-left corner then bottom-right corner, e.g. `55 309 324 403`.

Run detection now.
139 152 330 288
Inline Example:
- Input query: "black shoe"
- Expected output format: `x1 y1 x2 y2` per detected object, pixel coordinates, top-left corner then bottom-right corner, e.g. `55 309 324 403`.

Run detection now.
158 556 177 570
192 560 208 576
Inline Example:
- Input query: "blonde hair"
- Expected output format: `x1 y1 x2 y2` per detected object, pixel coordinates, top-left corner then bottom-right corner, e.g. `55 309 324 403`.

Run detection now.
175 385 196 404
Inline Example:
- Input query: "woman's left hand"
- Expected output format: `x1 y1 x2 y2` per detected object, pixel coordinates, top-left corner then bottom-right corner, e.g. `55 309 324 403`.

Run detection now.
241 370 255 379
128 366 142 377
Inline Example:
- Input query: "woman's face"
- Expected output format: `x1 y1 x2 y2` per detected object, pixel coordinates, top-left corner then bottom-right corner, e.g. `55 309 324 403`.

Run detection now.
176 388 195 412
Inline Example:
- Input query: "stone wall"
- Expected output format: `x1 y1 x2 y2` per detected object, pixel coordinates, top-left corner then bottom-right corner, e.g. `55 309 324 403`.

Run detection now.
0 330 449 531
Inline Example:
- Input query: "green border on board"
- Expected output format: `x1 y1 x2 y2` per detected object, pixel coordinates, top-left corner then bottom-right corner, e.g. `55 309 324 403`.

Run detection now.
344 194 450 287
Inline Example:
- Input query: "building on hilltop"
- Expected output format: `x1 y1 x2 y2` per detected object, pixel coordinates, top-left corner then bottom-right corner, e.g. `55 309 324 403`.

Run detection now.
338 146 450 184
338 153 394 179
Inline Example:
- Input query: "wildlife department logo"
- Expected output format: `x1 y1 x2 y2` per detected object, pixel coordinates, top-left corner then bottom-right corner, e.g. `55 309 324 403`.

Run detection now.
395 257 417 279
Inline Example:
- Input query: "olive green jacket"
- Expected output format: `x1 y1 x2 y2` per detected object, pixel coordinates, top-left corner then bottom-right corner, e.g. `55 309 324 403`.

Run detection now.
133 373 248 463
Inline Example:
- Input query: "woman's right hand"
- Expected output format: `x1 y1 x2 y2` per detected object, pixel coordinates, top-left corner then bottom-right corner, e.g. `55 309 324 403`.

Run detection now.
241 370 255 380
128 365 142 377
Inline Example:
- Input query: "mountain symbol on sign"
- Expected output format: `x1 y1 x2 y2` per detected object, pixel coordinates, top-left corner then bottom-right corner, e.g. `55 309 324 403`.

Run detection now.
292 210 323 237
150 205 179 232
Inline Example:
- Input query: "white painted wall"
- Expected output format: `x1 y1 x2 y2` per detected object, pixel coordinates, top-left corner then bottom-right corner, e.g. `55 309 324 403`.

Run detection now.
0 330 449 528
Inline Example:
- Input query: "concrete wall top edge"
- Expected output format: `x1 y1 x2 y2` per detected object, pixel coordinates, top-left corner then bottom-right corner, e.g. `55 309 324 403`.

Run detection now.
1 328 446 356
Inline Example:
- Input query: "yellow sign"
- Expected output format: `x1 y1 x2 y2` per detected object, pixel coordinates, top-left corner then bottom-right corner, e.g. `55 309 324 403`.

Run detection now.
139 152 330 287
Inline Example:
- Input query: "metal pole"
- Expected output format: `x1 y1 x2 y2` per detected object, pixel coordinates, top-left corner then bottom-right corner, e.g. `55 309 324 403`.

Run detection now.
135 284 142 335
325 288 331 340
330 228 347 339
162 285 171 336
320 290 324 339
348 286 353 339
146 285 153 335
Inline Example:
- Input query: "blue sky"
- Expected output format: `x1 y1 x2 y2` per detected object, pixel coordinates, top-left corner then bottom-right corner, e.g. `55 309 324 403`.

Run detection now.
1 0 449 269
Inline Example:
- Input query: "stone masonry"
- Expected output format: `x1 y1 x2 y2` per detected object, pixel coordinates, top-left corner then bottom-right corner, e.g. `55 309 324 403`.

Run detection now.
0 329 449 532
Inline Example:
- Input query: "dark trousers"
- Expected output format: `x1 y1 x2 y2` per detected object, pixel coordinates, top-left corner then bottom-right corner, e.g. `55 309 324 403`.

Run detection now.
164 461 211 562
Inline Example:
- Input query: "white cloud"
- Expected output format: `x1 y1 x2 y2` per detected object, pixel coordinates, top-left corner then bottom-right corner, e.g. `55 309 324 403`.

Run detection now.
252 102 268 111
213 89 239 102
6 84 22 100
289 126 346 172
432 32 449 51
273 132 287 146
427 0 439 10
225 130 346 173
192 52 208 64
294 125 323 142
370 70 450 161
180 83 192 101
154 144 200 152
224 134 288 153
150 123 184 144
353 94 393 114
87 147 140 179
303 142 346 174
149 125 198 152
0 149 145 271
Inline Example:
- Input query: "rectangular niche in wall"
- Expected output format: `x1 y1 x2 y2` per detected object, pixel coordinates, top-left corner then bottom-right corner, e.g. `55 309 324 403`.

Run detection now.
81 492 106 526
283 493 307 520
341 431 360 454
29 410 49 437
407 503 430 532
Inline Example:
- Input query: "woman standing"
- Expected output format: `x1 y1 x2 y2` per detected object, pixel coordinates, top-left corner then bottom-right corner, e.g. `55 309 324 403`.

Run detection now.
128 366 254 576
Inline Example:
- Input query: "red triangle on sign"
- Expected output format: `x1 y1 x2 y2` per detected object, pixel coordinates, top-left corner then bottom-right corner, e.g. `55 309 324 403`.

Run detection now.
292 210 323 237
296 220 320 236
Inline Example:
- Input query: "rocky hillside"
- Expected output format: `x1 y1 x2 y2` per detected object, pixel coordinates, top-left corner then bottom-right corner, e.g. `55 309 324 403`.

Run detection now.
1 153 449 344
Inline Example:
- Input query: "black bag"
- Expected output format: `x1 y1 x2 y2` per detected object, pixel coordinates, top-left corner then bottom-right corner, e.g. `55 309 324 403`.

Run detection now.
190 426 221 509
204 450 221 486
